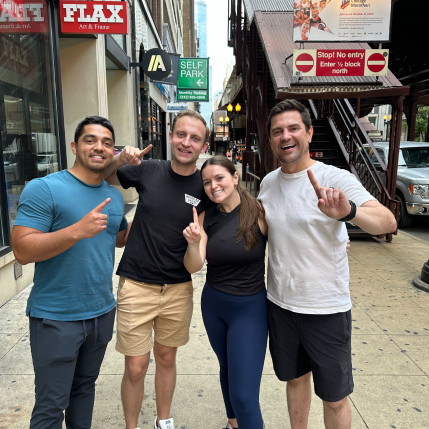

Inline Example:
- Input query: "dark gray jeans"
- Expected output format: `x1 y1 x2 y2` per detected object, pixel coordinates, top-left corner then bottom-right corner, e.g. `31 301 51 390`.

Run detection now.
29 307 116 429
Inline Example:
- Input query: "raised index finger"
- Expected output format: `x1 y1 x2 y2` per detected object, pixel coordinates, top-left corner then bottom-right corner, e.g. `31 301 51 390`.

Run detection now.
193 206 199 224
94 198 111 212
307 169 321 198
138 144 153 159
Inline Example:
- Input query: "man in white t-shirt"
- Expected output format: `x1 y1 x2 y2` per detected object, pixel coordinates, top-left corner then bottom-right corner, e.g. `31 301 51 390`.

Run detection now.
258 100 396 429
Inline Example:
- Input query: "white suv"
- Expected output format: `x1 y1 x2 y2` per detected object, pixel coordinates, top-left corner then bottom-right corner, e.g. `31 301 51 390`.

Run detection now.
365 142 429 228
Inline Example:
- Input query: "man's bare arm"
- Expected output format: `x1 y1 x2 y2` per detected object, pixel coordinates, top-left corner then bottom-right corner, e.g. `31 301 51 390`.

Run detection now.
116 222 132 248
351 200 397 235
308 169 397 235
12 199 111 265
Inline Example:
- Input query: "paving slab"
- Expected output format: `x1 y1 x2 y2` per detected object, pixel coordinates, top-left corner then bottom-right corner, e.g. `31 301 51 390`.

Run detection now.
350 376 429 429
3 221 429 428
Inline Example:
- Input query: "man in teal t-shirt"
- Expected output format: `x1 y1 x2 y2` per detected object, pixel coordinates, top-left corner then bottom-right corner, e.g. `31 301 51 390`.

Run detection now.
11 116 149 429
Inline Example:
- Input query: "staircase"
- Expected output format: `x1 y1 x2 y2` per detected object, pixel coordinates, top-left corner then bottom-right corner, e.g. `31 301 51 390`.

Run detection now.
303 100 380 238
309 117 349 169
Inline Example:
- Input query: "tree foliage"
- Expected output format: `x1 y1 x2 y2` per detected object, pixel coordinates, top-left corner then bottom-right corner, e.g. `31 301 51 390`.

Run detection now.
402 106 429 141
415 106 429 140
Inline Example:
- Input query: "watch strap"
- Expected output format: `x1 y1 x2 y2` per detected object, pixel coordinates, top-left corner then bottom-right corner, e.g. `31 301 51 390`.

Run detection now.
338 200 357 222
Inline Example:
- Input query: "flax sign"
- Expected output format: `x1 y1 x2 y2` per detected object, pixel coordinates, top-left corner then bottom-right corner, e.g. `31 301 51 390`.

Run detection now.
60 0 128 34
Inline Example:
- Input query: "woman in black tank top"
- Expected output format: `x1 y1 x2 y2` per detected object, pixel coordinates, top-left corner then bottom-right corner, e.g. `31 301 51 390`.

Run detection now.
183 156 268 429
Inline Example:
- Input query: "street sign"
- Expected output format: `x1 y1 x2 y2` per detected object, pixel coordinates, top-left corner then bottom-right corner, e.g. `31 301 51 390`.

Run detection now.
142 48 172 81
293 49 389 77
177 58 209 102
295 53 315 74
167 103 189 112
177 90 208 102
149 53 180 86
366 52 386 73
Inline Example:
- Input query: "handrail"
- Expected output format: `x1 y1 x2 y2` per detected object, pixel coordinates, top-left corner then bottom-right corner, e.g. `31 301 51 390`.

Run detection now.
308 99 318 120
245 159 261 198
344 99 387 170
317 98 399 229
332 99 392 200
246 170 260 180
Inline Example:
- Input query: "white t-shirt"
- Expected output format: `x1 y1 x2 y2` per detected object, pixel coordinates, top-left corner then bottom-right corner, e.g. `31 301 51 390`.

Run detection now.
258 161 376 315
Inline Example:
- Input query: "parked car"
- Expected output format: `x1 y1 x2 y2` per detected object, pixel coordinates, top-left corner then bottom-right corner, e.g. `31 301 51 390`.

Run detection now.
37 154 59 176
3 151 18 187
364 142 429 228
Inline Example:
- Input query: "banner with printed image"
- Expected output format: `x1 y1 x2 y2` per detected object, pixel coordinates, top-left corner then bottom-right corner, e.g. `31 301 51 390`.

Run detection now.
293 0 392 43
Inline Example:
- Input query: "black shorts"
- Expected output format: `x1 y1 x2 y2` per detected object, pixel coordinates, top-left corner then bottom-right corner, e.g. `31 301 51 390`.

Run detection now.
267 300 354 402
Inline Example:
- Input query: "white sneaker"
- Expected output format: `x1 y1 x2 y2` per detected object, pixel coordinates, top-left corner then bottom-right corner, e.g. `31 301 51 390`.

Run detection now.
154 416 175 429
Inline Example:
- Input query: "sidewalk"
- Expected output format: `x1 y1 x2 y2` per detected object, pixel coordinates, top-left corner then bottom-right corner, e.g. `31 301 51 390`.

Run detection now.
2 207 429 428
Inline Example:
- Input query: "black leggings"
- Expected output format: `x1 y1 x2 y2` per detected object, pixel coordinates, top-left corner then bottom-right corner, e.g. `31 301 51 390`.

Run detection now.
201 283 268 429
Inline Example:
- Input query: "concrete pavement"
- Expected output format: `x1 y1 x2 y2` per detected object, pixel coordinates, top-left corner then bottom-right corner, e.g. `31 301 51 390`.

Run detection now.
2 165 429 427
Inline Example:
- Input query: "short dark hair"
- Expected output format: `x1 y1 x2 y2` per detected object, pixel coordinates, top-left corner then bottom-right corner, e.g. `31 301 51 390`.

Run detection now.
74 116 115 144
266 100 312 136
171 110 209 143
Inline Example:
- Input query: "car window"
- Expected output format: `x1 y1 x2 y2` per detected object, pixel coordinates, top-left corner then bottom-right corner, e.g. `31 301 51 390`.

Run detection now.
367 147 385 166
399 148 429 167
376 148 385 163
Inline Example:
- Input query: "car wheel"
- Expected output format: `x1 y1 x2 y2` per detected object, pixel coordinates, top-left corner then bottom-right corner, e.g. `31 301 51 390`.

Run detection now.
396 194 413 228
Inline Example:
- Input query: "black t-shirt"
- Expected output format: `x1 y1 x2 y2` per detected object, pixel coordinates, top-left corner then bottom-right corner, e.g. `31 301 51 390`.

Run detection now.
204 205 267 296
117 160 211 284
310 16 322 24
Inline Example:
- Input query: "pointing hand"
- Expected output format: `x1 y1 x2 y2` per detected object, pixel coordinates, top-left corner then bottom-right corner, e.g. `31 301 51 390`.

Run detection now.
76 198 111 239
119 144 153 166
183 207 201 245
307 169 353 220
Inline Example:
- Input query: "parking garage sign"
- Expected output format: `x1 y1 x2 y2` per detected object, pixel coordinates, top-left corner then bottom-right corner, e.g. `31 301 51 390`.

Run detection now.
177 58 209 102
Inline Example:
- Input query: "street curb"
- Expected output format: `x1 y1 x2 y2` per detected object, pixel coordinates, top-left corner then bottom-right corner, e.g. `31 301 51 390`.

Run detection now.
398 229 429 245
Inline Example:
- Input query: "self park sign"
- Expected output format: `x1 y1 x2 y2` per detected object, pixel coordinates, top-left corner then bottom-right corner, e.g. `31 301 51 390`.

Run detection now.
177 58 209 102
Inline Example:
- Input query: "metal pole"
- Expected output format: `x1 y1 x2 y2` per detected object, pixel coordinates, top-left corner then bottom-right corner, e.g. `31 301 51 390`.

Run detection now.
232 117 236 144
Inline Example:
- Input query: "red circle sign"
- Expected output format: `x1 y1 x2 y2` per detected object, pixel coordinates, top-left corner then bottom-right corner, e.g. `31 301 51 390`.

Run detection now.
295 53 314 73
367 53 386 73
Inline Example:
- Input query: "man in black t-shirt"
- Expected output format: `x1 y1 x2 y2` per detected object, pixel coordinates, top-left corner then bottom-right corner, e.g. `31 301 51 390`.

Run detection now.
105 110 209 429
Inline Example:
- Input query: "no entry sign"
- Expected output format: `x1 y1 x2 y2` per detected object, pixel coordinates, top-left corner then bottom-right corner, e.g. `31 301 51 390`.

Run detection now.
295 53 314 74
366 53 386 73
292 49 389 77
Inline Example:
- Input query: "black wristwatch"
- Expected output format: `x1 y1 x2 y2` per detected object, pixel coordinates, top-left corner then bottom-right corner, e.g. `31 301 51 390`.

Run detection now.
338 200 357 222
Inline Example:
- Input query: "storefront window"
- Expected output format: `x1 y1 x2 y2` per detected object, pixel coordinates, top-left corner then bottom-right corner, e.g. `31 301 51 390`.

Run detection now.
0 0 60 253
149 101 163 160
110 34 126 51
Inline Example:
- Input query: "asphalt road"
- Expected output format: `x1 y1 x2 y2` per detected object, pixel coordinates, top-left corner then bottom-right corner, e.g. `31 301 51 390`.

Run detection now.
400 217 429 242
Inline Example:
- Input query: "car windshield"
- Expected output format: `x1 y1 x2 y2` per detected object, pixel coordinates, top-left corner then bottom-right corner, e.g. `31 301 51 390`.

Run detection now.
398 148 429 168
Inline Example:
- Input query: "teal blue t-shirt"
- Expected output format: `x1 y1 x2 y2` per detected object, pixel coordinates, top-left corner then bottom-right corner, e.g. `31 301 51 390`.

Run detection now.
14 170 128 321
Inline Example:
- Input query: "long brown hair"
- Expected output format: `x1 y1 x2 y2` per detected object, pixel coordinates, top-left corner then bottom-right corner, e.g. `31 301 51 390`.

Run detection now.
201 155 263 250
